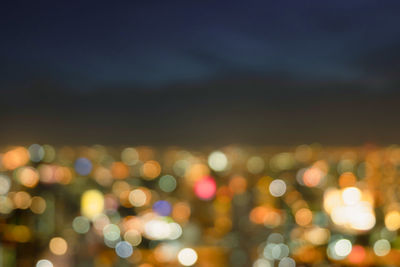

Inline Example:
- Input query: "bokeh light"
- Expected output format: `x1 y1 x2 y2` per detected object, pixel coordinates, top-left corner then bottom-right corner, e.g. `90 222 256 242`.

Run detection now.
194 176 217 200
74 157 92 175
208 151 228 172
0 174 11 195
72 216 91 234
13 191 32 209
141 160 161 179
334 239 352 257
177 248 198 266
1 145 400 266
158 175 177 192
247 156 264 174
295 208 313 226
2 147 29 170
28 144 45 162
124 229 142 246
269 179 286 197
121 147 139 165
385 210 400 231
129 189 148 207
152 200 172 216
49 237 68 255
253 258 272 267
16 166 39 188
373 239 391 256
36 259 53 267
348 245 366 264
103 224 121 242
342 187 361 205
30 196 46 214
278 257 296 267
81 190 104 219
115 241 133 258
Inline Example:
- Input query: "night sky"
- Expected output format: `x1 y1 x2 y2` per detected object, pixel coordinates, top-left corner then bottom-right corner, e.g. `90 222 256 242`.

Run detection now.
1 1 400 145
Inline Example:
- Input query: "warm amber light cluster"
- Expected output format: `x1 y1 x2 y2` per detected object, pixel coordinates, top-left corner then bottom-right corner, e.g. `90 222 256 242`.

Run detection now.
1 144 400 266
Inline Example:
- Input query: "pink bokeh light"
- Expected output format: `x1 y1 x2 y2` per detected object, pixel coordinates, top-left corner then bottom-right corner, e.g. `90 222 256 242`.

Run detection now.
194 176 217 200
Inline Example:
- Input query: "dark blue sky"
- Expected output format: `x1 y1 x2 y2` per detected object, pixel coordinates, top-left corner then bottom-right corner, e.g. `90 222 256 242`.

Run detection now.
1 1 400 145
2 0 400 90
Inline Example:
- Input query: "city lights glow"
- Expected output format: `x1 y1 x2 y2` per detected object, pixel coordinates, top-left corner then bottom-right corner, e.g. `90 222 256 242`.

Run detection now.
324 187 375 231
1 144 399 266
